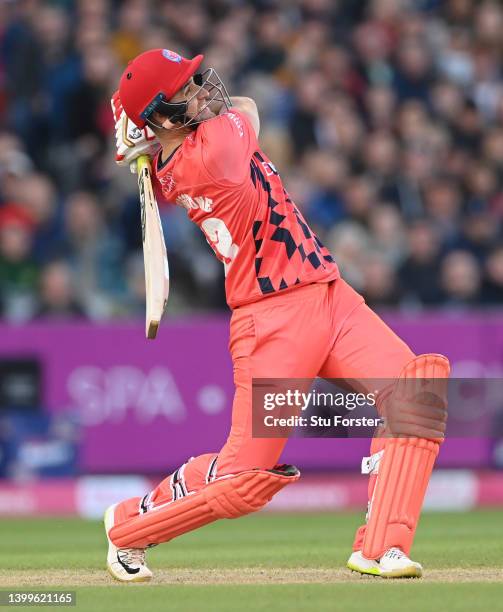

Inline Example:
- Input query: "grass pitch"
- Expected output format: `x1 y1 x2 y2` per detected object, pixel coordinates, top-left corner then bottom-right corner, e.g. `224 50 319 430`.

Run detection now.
0 510 502 611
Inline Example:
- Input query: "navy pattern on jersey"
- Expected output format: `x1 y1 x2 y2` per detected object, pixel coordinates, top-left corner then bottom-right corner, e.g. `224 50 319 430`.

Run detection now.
249 152 336 295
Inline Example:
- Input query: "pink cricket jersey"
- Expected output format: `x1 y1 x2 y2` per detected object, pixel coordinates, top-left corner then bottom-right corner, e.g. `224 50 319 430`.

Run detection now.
153 109 339 308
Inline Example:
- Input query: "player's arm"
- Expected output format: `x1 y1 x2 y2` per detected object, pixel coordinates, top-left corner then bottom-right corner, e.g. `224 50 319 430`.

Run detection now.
201 99 259 184
229 97 260 137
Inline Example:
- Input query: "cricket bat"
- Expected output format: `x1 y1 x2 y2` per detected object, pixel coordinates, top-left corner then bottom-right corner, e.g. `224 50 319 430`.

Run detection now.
136 154 170 339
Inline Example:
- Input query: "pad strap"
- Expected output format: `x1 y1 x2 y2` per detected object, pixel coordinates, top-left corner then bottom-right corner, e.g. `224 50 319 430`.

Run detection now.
361 450 384 475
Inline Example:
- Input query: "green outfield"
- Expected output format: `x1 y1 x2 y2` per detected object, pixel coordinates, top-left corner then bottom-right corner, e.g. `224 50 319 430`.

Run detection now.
1 510 502 611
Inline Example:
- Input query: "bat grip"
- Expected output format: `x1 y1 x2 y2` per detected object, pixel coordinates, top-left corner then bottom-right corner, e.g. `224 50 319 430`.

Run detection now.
136 154 152 173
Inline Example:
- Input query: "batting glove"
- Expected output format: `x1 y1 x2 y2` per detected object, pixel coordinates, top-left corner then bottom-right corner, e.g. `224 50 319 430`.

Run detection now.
111 91 160 174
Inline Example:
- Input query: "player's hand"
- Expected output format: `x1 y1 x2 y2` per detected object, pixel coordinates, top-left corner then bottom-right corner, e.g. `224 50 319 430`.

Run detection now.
111 91 160 174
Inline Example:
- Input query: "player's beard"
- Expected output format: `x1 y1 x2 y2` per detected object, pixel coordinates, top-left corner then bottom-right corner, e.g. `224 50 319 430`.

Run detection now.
192 102 216 122
200 109 216 121
184 92 220 124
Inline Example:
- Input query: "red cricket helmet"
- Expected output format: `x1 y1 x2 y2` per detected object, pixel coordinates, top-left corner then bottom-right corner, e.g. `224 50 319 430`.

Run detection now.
119 49 204 128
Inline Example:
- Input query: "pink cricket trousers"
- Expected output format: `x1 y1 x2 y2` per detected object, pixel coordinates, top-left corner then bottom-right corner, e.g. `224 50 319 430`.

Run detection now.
114 278 414 545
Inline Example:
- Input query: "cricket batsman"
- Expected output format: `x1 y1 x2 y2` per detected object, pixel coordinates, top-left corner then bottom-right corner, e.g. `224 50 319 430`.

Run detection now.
105 49 450 582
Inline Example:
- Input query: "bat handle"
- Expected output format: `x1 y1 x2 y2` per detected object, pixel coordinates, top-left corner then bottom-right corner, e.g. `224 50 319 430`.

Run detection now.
136 154 152 173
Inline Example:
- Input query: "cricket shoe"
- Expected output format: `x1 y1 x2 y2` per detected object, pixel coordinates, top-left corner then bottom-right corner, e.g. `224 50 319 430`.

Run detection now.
104 504 153 583
347 547 423 578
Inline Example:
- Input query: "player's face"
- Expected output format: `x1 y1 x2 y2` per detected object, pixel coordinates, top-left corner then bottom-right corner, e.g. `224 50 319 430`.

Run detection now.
171 77 216 122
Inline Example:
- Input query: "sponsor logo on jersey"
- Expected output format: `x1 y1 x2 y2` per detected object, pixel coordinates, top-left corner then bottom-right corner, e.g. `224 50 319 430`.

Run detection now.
159 172 176 194
176 193 213 212
162 49 182 63
226 112 244 137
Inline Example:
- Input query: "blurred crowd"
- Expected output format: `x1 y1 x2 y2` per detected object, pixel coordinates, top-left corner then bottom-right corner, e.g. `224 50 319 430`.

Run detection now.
0 0 502 320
